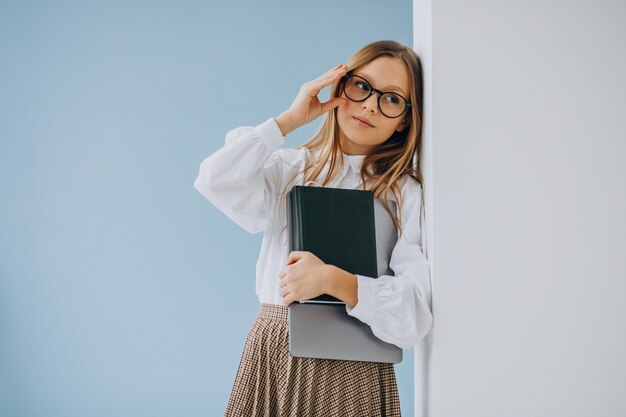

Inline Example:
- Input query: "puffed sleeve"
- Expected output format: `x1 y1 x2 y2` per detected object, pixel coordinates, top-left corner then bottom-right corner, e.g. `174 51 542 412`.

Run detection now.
345 178 433 349
193 117 285 234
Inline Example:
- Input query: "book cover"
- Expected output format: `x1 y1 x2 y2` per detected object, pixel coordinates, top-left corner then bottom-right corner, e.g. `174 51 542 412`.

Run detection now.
286 185 378 303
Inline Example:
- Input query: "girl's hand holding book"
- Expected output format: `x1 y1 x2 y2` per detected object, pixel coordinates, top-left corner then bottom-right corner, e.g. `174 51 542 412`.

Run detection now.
278 251 332 306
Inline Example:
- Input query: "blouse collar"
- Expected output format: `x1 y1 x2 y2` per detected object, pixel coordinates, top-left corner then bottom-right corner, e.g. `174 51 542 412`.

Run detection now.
342 152 366 174
308 150 366 185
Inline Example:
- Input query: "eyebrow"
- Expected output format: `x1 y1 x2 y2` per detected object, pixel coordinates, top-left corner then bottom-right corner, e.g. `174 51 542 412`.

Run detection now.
354 72 408 97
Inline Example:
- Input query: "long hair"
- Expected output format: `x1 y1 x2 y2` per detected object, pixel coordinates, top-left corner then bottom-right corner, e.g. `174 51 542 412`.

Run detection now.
278 40 424 242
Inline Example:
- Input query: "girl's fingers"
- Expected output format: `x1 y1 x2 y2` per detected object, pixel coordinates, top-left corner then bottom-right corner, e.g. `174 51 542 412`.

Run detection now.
285 64 348 129
320 97 346 113
305 70 346 96
311 65 347 84
283 290 294 305
324 64 345 76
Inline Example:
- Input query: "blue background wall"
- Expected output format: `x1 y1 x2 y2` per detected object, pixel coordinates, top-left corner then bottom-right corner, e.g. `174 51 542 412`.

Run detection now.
0 1 414 415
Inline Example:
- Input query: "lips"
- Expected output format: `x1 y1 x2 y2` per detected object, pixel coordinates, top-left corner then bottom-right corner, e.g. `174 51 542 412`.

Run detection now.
353 116 374 127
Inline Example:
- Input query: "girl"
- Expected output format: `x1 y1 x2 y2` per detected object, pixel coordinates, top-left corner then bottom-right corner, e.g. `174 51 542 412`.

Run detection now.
194 40 433 416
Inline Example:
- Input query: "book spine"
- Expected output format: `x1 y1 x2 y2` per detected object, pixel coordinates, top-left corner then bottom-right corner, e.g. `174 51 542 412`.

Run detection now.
291 187 304 251
286 189 293 252
286 186 304 253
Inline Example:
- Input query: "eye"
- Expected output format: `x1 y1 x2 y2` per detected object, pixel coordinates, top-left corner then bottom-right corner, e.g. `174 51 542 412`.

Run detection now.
355 81 370 92
383 94 401 105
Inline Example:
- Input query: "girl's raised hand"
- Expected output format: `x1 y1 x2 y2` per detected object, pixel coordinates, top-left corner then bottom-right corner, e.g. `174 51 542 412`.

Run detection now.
275 64 349 136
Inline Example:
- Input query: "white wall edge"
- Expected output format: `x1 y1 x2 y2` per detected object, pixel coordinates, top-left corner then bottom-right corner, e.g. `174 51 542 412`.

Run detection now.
412 0 433 416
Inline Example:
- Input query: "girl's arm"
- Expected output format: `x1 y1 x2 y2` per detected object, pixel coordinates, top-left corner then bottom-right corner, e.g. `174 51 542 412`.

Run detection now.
323 266 359 308
344 178 433 349
194 63 348 233
193 117 286 234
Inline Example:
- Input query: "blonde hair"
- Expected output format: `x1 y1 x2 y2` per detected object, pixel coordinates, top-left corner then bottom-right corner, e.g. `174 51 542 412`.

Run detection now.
278 40 424 244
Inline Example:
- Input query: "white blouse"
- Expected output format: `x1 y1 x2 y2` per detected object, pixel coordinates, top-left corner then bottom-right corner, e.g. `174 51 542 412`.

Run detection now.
193 117 433 349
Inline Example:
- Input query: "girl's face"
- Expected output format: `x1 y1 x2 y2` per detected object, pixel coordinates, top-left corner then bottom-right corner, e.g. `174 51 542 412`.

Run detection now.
336 56 411 155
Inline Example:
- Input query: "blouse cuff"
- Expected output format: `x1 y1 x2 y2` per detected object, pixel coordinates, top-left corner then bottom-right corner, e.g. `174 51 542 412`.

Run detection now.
254 117 286 149
345 275 380 324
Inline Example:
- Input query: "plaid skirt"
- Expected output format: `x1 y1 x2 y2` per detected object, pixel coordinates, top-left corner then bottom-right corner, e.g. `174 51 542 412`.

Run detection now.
224 303 401 416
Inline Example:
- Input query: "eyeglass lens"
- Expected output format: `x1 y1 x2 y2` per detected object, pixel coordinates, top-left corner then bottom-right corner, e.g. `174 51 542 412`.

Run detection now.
343 76 406 118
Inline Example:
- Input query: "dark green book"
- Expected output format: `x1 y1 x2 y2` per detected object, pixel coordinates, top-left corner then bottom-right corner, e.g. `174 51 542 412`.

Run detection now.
286 185 378 303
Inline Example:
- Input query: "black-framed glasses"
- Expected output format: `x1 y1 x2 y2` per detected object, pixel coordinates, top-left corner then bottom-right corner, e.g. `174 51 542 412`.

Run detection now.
340 72 411 118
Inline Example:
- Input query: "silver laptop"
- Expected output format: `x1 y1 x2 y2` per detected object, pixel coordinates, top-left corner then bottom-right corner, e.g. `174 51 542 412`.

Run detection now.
288 198 403 363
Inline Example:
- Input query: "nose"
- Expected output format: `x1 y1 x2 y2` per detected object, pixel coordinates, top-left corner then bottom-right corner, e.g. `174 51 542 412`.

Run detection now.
362 92 379 114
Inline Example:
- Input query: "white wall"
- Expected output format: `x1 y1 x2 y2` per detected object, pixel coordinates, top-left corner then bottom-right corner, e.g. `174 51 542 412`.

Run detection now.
415 0 626 416
412 0 434 416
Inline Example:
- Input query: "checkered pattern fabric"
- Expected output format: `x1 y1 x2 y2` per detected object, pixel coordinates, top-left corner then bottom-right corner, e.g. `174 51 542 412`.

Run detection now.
224 303 401 416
